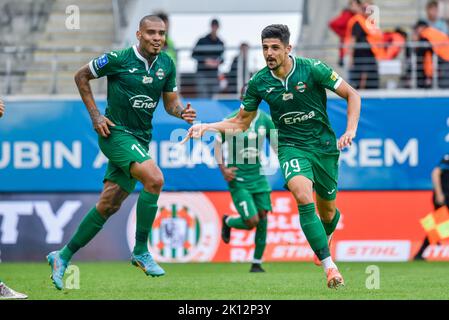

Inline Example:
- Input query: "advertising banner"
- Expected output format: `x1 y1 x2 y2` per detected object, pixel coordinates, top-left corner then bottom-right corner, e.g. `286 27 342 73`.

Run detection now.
1 191 447 262
1 97 448 191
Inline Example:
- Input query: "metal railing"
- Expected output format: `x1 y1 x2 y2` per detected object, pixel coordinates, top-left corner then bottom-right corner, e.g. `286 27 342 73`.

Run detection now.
1 42 448 96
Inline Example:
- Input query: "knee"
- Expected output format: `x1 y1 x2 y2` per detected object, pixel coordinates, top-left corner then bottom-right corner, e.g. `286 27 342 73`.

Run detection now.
292 191 314 205
245 216 260 229
143 175 164 193
319 208 336 223
96 201 121 219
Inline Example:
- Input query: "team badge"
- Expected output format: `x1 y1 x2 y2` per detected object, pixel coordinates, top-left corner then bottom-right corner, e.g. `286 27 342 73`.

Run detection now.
142 76 153 84
295 82 307 93
156 68 165 80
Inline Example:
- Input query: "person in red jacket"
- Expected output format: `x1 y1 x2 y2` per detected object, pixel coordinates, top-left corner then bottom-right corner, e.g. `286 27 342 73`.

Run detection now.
329 0 363 66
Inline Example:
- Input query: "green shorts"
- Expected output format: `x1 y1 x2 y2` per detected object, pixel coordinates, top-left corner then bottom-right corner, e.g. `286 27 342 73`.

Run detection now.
230 188 272 220
98 129 151 193
278 146 339 200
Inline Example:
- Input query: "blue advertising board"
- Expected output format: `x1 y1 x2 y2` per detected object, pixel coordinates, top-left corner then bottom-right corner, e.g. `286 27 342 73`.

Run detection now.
0 97 448 191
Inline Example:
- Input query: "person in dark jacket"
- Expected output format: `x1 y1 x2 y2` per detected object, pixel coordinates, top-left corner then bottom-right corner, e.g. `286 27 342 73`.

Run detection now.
192 18 225 98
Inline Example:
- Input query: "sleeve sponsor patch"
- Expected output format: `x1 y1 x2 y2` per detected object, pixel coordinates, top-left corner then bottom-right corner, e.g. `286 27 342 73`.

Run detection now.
96 54 109 69
331 71 340 81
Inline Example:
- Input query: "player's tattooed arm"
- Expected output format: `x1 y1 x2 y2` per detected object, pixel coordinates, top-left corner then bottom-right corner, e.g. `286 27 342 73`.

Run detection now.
74 64 115 138
162 91 196 123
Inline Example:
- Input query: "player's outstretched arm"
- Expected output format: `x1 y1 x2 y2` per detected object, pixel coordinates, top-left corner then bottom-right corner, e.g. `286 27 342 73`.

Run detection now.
181 108 257 144
334 79 361 150
162 91 196 123
74 64 115 138
0 98 5 118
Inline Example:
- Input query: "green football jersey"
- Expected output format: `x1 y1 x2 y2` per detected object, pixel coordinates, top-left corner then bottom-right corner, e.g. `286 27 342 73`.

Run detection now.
218 109 276 193
241 56 342 155
89 45 177 143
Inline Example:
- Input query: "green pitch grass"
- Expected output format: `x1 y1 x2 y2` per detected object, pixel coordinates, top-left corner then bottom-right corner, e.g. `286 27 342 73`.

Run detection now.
1 261 448 300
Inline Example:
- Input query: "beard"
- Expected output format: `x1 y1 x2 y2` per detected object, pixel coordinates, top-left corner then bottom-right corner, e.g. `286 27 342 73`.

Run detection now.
267 59 280 70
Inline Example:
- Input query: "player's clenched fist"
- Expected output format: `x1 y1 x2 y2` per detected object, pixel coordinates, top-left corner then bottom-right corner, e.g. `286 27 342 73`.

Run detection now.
0 99 5 118
180 103 197 124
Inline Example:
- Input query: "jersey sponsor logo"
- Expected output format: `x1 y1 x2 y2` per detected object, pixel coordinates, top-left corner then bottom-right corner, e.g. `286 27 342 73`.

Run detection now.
279 111 316 125
156 68 165 80
110 51 118 58
126 193 220 262
266 87 275 93
240 147 258 159
142 76 153 84
282 93 294 101
129 95 157 109
129 68 138 73
327 189 336 195
96 54 109 69
295 82 307 93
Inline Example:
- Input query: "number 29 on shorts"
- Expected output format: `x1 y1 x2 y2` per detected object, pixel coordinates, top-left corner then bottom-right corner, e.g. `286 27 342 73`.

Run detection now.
282 158 301 179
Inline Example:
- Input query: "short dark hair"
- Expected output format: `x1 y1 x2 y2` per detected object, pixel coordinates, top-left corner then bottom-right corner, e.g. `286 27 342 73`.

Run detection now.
211 18 219 27
414 19 429 30
426 0 438 9
139 15 164 29
261 24 290 45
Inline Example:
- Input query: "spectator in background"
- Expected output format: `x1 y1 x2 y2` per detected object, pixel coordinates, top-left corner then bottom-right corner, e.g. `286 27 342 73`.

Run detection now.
414 154 449 260
329 0 363 66
155 11 177 64
413 20 449 88
192 18 225 98
346 2 380 89
0 98 4 117
227 43 250 94
426 0 448 35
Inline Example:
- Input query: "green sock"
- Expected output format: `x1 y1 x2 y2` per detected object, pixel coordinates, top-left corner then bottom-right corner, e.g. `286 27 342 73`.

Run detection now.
253 218 267 261
133 190 159 255
60 206 106 261
226 216 251 230
321 208 341 236
299 203 330 260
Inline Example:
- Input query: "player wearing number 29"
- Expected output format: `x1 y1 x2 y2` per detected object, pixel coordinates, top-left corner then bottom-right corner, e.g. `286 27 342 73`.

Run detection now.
184 24 361 289
46 15 197 290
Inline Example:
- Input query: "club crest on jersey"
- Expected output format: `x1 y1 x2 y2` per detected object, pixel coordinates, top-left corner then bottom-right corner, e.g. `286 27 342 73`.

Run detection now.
295 82 307 93
142 76 153 84
282 93 294 101
156 68 165 80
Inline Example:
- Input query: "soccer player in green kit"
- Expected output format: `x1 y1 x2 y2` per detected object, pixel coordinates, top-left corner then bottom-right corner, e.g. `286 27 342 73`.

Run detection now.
46 15 196 290
183 24 361 289
215 107 276 273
